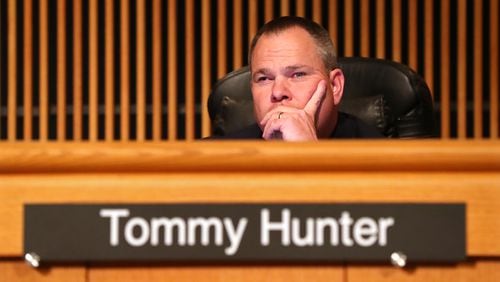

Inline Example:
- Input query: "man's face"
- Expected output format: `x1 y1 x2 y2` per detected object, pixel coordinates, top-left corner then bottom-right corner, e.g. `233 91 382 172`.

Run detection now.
250 27 343 138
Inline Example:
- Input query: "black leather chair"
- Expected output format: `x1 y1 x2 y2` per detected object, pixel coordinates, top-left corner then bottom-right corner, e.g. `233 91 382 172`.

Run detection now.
208 57 436 138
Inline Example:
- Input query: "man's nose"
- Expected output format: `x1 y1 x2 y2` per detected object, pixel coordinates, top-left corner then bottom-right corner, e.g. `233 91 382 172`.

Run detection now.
271 78 290 102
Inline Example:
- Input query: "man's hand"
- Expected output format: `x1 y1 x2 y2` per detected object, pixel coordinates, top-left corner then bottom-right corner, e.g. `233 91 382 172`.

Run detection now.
260 80 327 141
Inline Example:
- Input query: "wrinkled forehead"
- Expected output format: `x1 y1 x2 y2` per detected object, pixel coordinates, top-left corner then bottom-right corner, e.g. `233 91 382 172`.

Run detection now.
250 27 324 70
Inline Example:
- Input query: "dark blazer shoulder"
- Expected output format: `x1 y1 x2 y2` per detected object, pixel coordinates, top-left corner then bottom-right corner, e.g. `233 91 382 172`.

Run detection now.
331 112 384 138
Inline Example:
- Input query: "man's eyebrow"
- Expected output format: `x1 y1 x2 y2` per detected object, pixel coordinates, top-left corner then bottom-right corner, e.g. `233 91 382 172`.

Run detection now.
253 68 272 75
252 65 311 76
285 65 308 70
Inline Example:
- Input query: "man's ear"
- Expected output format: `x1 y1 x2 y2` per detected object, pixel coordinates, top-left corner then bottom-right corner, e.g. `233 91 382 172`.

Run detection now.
329 68 345 105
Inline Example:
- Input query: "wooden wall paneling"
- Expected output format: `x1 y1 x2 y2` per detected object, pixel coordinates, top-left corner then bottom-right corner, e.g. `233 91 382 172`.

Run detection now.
185 0 195 140
152 0 162 140
24 0 33 140
296 0 305 17
344 0 354 56
376 0 385 59
233 0 243 69
2 1 499 141
105 0 114 141
457 0 467 139
328 0 338 55
280 0 289 16
473 0 483 139
89 0 98 141
1 143 500 255
408 0 418 70
73 0 83 141
392 0 402 62
57 0 66 141
490 0 499 138
0 261 86 282
3 172 500 255
312 0 321 23
264 0 273 22
347 260 500 282
7 0 16 141
167 0 177 140
424 0 434 95
40 0 48 140
136 0 146 141
441 0 451 138
360 0 370 57
201 0 211 138
88 265 343 282
120 0 130 141
217 0 227 78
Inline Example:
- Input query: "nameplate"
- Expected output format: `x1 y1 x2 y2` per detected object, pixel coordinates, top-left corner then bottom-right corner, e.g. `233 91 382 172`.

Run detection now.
24 203 465 264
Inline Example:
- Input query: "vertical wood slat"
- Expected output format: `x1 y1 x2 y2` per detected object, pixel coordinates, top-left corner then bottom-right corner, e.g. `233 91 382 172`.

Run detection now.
7 0 16 141
424 0 434 95
457 0 467 139
233 0 243 69
136 0 146 141
441 0 450 138
3 1 496 142
280 0 289 16
185 0 195 140
392 0 402 62
491 0 499 138
39 0 48 141
120 0 129 141
249 0 258 50
328 0 338 55
167 0 177 140
24 0 33 140
312 0 321 23
57 0 66 141
152 0 161 140
344 0 354 56
201 0 211 138
360 0 370 57
376 0 385 59
217 0 227 78
264 0 273 22
296 0 305 17
89 0 98 141
473 0 483 139
408 0 418 70
105 0 114 141
73 0 82 140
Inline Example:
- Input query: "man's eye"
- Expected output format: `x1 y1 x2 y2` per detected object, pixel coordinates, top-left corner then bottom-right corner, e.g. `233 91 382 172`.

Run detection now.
257 76 270 82
292 72 306 78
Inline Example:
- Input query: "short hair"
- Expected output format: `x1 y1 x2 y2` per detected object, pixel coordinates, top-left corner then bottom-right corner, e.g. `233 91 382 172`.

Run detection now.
248 16 338 71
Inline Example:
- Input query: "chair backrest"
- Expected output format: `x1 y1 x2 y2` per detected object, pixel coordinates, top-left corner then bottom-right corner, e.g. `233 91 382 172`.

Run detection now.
208 57 436 138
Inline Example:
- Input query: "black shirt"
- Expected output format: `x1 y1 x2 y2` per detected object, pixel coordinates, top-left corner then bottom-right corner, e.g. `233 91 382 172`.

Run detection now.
208 112 384 139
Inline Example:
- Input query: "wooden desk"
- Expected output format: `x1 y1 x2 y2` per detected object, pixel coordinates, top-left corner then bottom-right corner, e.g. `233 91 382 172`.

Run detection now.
0 141 499 281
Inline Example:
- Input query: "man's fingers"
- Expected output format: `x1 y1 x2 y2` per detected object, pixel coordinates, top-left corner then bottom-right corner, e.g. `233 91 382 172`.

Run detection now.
303 80 327 117
260 106 291 126
262 118 285 140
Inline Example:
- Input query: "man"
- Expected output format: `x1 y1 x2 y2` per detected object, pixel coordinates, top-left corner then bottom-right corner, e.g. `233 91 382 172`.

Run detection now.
213 16 382 140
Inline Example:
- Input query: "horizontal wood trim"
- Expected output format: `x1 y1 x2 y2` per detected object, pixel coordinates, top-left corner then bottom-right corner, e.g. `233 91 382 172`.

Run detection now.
0 141 499 173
